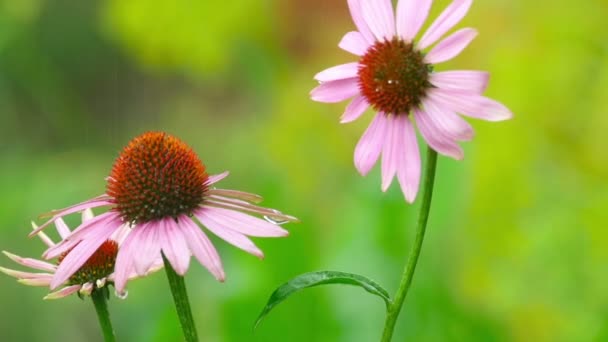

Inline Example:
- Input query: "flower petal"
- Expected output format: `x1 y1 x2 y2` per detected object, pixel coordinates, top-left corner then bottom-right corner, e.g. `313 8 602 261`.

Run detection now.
30 196 112 237
54 218 71 239
199 206 288 237
161 218 191 276
414 108 464 160
314 63 359 83
44 285 81 300
341 95 369 123
425 28 477 64
429 70 489 94
310 78 359 103
419 0 473 49
427 88 513 121
2 251 57 272
180 216 225 282
205 171 230 186
347 0 376 44
195 210 264 259
396 116 421 203
421 98 474 141
354 113 388 176
397 0 432 41
50 216 120 289
360 0 395 41
381 115 397 191
339 31 370 56
132 223 161 276
113 225 139 292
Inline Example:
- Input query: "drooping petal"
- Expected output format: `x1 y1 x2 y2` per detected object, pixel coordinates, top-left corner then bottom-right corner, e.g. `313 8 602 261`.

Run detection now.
396 116 421 203
33 224 55 247
195 210 264 258
421 98 474 141
30 196 112 237
54 218 71 239
314 63 359 82
44 285 81 300
161 218 191 276
0 267 53 281
205 171 229 186
381 115 397 191
310 78 360 103
425 28 477 64
429 70 489 94
132 223 160 276
113 224 139 292
414 108 464 160
180 216 225 282
50 217 121 289
19 276 54 286
396 0 432 41
360 0 395 41
341 95 369 123
82 208 95 222
339 31 370 56
200 206 288 237
2 251 57 272
347 0 376 44
354 113 388 176
419 0 473 49
427 89 513 121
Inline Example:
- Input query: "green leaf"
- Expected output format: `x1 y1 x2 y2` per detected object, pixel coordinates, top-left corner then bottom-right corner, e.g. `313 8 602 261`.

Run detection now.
255 271 391 329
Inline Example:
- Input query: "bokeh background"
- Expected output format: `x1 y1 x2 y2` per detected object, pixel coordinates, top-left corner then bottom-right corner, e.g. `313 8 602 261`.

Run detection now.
1 0 606 341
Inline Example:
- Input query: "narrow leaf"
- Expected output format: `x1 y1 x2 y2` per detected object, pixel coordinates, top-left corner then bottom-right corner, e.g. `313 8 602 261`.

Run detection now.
255 271 391 329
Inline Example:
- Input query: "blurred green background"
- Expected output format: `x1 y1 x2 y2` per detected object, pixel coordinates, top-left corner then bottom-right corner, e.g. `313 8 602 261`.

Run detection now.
0 0 606 341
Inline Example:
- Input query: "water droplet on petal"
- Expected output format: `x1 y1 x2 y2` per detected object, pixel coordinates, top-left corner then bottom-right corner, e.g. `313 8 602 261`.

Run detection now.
115 289 129 300
263 210 290 225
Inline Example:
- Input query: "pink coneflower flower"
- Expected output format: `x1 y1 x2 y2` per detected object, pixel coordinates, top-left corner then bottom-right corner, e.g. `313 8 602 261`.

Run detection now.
1 210 156 299
30 132 297 293
311 0 513 202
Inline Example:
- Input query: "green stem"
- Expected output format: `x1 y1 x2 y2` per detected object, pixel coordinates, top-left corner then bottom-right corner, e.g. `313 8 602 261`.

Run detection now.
163 253 199 342
381 147 438 342
91 287 116 342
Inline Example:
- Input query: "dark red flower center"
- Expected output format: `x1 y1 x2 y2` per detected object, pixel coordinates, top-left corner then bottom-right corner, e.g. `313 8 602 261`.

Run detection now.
58 240 118 285
107 132 209 224
358 37 432 115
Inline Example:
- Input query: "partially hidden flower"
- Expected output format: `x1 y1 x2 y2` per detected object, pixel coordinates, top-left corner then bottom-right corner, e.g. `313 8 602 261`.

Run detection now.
30 132 298 293
1 209 158 299
311 0 513 202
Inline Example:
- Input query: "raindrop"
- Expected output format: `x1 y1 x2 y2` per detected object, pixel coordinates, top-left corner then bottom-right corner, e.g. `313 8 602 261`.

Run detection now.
263 210 290 225
115 289 129 300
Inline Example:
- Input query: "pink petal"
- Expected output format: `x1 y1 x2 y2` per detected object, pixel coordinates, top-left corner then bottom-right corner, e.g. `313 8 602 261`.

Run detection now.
208 189 263 203
50 216 121 289
132 223 160 276
33 226 55 247
44 285 81 300
414 108 464 160
205 196 298 222
347 0 376 44
354 113 388 176
360 0 395 41
160 218 191 276
396 0 432 41
381 115 397 191
396 116 421 203
422 98 474 141
419 0 473 49
54 218 71 239
199 206 288 237
30 197 112 237
81 208 95 222
44 212 120 259
195 210 264 258
425 28 477 64
2 251 57 272
113 225 139 292
205 171 230 186
314 63 359 82
180 217 225 282
339 31 370 56
19 277 53 286
0 267 53 281
310 78 359 103
429 70 489 94
427 88 513 121
341 95 369 123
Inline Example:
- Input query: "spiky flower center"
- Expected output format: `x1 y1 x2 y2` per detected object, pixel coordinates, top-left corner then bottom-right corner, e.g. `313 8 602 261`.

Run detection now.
58 240 118 285
107 132 209 224
358 37 432 115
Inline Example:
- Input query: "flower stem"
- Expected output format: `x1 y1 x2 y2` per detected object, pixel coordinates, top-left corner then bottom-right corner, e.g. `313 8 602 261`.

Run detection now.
162 253 198 342
381 147 438 342
91 287 116 342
